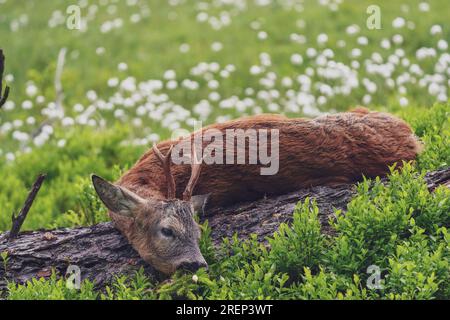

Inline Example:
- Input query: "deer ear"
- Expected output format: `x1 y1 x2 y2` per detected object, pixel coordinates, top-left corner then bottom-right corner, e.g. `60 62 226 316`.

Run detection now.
91 175 144 217
191 194 210 216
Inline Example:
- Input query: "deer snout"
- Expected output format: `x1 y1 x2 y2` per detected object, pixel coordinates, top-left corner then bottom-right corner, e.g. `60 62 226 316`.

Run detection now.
176 260 208 273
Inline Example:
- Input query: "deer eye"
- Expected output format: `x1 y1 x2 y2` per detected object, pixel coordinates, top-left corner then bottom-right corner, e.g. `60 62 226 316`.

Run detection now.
161 227 174 238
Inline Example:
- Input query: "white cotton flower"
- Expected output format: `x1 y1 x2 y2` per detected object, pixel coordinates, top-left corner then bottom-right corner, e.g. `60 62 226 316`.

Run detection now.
132 118 142 127
208 62 220 73
57 139 66 148
430 25 442 35
114 109 125 119
305 67 314 76
346 24 360 35
371 52 383 64
12 130 29 142
196 12 208 22
163 69 176 80
118 62 128 71
357 36 368 46
437 40 448 51
317 96 327 105
419 2 430 12
268 103 280 112
86 90 97 101
22 100 33 109
225 64 236 73
363 94 371 105
130 14 141 24
250 20 261 30
3 101 15 110
26 83 38 97
179 43 190 53
395 49 405 58
5 74 14 82
219 70 230 78
6 152 15 162
257 31 268 40
306 48 317 58
62 117 75 126
437 93 447 102
245 88 255 96
13 119 23 128
96 47 105 55
42 124 54 135
73 104 84 112
381 38 391 50
211 42 223 52
107 77 119 87
290 53 303 65
317 33 328 44
392 17 406 28
290 33 306 44
26 116 36 125
282 77 293 87
399 97 409 107
166 80 178 90
208 91 220 101
208 80 219 90
351 48 361 58
250 65 263 75
36 95 45 104
121 77 137 92
323 49 334 58
392 34 403 45
428 82 440 96
416 47 436 60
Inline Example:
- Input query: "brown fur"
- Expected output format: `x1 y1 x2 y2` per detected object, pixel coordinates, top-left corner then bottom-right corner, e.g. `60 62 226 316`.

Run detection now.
99 108 421 275
118 108 421 207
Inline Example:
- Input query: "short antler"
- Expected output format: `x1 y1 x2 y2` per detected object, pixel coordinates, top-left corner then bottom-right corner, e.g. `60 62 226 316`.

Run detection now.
0 49 11 109
152 144 176 199
183 142 203 201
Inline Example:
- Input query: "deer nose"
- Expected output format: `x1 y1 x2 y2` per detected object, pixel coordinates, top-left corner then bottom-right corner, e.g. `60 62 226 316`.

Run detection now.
177 261 208 272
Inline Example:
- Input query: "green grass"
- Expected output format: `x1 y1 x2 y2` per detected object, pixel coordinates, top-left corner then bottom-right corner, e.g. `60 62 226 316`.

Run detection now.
0 0 449 299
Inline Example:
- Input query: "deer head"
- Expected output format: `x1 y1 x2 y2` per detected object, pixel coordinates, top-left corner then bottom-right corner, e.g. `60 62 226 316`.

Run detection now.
92 143 208 275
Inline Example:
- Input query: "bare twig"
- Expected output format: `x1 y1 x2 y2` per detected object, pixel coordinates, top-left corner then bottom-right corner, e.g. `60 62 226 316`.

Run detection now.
9 174 47 240
0 49 10 109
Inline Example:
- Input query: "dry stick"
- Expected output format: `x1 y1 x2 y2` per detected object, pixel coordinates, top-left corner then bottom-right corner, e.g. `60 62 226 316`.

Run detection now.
0 49 10 109
9 174 47 240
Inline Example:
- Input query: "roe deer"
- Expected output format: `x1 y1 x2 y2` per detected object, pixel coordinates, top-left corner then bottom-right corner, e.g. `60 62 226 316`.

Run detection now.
92 108 422 275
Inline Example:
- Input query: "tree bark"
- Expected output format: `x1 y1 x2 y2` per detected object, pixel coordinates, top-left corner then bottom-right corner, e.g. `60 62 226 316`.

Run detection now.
1 167 449 292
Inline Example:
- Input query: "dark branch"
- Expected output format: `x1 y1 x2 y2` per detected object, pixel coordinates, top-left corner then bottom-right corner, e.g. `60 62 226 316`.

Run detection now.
0 49 11 109
9 174 47 240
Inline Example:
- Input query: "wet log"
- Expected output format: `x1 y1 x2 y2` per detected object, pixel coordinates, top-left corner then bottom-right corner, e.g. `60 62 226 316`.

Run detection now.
1 167 449 292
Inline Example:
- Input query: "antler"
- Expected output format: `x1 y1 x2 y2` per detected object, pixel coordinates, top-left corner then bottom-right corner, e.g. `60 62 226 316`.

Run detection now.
0 49 10 109
152 144 177 199
183 142 203 201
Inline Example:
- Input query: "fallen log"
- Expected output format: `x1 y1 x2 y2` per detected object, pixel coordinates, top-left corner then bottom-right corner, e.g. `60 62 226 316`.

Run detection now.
1 167 449 292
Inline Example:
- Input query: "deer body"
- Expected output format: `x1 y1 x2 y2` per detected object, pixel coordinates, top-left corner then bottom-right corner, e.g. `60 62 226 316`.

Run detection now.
118 109 420 207
93 108 421 275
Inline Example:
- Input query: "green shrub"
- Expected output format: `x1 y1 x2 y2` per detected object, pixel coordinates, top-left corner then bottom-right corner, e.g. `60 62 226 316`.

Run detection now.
7 272 97 300
268 198 324 278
